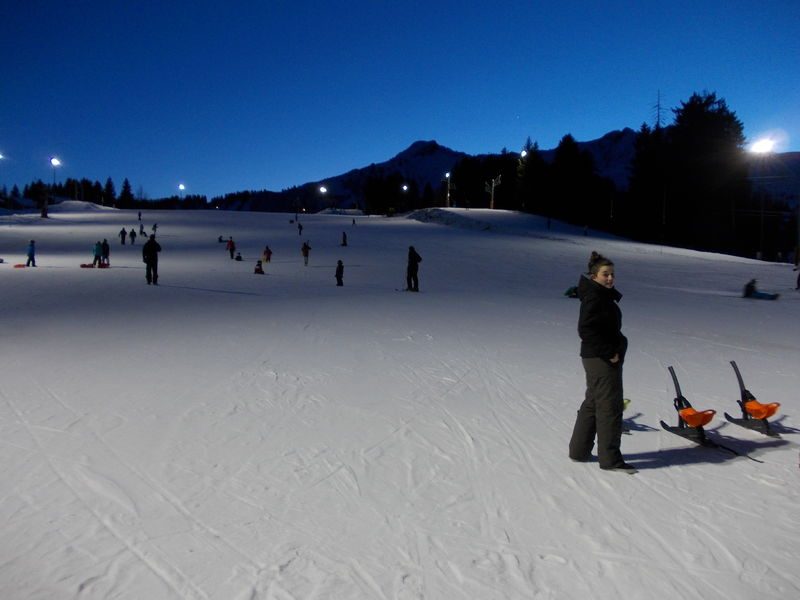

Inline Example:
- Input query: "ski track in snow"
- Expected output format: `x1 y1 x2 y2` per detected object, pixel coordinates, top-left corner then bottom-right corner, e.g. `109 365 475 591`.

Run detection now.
1 205 799 599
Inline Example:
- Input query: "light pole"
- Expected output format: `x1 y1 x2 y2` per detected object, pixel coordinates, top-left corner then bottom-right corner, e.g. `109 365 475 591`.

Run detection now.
445 172 451 208
178 183 186 199
45 156 61 218
486 174 501 210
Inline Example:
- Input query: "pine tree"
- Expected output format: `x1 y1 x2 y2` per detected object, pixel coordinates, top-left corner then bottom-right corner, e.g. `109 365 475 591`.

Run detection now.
103 178 116 207
118 178 134 208
668 92 748 251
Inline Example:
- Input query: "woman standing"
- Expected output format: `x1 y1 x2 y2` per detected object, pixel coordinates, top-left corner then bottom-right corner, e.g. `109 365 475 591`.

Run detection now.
569 252 634 473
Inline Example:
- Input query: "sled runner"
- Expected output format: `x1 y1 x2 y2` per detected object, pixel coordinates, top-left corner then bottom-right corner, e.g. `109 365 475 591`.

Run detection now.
80 263 110 269
659 366 716 445
723 361 781 437
14 264 27 268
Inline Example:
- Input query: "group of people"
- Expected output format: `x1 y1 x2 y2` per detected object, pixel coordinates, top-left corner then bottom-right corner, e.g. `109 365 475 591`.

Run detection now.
221 225 424 293
119 227 138 245
92 239 111 266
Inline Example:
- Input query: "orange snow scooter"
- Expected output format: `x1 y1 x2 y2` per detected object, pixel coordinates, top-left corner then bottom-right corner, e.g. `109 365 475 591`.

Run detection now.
724 361 781 438
660 366 717 446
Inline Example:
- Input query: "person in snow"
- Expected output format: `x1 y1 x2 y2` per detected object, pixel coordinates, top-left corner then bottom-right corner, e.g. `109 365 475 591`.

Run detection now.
26 240 36 267
139 223 145 236
92 241 103 267
335 260 344 286
119 227 127 245
262 245 272 263
234 252 243 262
298 222 303 236
226 237 236 259
138 211 142 221
254 260 264 274
406 245 422 292
142 234 161 285
152 223 158 233
101 239 110 266
341 231 348 247
742 278 779 300
129 228 137 244
301 241 311 266
568 251 633 472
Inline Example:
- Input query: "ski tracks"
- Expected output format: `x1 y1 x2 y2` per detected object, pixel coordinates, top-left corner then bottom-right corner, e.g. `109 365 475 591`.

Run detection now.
0 379 295 599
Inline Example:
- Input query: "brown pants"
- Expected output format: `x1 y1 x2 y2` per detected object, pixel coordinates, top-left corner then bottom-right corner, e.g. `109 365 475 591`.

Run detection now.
569 357 624 468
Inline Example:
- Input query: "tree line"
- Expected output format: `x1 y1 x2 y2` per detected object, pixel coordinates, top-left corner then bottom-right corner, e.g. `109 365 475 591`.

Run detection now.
1 176 209 212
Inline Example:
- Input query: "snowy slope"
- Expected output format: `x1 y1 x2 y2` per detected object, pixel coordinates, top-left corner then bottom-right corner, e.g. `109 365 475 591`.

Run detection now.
1 204 799 600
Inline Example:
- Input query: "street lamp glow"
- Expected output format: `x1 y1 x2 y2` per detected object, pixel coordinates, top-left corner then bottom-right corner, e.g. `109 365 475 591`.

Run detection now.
178 183 186 191
402 184 408 192
319 186 327 194
750 138 775 154
50 157 61 167
520 150 528 158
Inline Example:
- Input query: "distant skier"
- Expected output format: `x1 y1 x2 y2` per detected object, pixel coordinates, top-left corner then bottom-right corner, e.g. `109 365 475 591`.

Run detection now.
569 251 634 473
341 231 348 247
138 211 142 221
406 245 422 292
101 239 110 266
129 228 137 244
26 240 36 267
226 237 236 259
119 227 127 245
152 223 158 233
301 241 311 266
298 222 303 236
142 234 161 285
262 245 272 263
139 223 145 236
335 260 344 286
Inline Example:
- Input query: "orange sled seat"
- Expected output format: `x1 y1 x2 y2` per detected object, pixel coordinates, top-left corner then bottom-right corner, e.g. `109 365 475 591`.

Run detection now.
678 407 716 428
743 400 780 420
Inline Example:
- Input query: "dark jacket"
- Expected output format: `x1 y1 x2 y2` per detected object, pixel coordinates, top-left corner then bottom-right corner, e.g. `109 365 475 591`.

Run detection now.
142 238 161 263
577 275 627 362
407 247 422 270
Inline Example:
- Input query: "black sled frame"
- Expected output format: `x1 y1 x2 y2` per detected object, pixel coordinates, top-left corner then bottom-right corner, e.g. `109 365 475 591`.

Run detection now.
659 366 712 445
723 361 780 438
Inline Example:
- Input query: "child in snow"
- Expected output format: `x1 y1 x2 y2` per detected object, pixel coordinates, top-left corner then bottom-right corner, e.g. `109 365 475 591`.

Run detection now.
26 240 36 267
254 260 264 274
92 241 103 267
235 252 243 262
569 251 633 473
262 246 272 263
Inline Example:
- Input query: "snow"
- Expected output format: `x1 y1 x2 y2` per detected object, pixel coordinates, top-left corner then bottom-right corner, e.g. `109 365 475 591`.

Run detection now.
1 203 799 599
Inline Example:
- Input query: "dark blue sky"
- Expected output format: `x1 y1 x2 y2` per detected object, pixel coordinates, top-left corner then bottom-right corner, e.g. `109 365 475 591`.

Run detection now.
2 1 798 199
